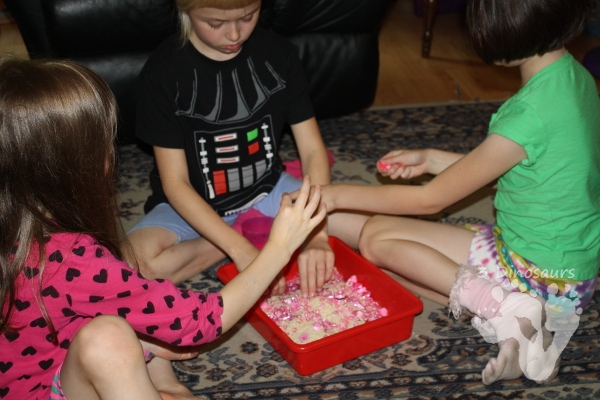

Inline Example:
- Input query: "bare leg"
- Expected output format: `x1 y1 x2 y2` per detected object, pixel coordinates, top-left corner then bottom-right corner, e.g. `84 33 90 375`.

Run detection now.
127 227 226 284
328 212 452 304
327 210 372 249
138 336 199 397
61 315 163 400
357 216 553 383
381 269 450 306
358 215 474 302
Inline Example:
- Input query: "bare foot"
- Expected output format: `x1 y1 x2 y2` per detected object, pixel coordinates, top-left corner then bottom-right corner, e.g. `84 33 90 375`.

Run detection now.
475 290 564 383
481 338 523 384
525 325 561 383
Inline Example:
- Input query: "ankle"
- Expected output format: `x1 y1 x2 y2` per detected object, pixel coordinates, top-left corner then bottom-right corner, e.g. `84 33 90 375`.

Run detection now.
449 264 500 319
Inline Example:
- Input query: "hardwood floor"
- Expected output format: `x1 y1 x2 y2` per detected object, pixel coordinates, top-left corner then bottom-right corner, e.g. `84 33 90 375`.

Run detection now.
373 0 600 107
1 0 600 106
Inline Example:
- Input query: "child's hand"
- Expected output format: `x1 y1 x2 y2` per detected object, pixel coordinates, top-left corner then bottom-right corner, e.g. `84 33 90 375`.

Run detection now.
139 338 198 361
289 182 338 213
219 177 326 333
377 150 429 180
297 234 335 295
267 176 327 254
268 272 288 296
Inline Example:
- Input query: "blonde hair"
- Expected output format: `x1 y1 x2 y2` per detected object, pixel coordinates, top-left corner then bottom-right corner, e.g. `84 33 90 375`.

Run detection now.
176 0 261 44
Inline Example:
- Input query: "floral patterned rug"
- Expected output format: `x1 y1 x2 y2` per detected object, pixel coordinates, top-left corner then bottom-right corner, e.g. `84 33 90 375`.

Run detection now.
116 101 600 400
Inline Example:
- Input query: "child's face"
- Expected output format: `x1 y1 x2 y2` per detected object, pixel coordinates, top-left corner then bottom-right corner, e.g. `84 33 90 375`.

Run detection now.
188 1 261 61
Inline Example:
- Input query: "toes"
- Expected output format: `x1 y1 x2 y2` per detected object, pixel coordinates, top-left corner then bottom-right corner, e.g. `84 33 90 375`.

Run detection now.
482 357 500 385
481 339 524 385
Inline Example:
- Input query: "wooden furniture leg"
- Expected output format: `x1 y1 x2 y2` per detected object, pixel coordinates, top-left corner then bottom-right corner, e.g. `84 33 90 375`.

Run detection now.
422 0 439 58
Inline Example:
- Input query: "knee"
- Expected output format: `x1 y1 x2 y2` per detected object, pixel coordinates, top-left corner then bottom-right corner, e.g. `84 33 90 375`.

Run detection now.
358 215 386 261
70 315 140 370
124 229 172 274
127 244 168 281
134 256 159 280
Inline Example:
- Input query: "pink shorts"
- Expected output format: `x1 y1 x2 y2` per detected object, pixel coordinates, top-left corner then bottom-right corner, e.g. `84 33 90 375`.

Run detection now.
467 224 596 309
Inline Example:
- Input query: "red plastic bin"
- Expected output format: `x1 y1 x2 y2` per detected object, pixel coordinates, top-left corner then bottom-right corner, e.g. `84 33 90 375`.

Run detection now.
217 237 423 375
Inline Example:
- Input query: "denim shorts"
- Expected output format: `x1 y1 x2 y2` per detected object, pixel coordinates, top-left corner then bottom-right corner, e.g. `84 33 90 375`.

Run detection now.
127 172 301 244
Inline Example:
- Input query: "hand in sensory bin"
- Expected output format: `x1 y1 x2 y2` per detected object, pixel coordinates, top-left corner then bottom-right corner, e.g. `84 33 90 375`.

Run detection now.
260 268 388 344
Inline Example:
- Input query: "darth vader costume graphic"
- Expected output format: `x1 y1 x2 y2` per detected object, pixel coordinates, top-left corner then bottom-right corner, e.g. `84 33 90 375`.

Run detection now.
194 115 277 215
136 27 314 216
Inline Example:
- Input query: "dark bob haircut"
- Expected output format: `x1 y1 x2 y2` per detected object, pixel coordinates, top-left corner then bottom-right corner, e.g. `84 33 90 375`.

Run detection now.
466 0 597 64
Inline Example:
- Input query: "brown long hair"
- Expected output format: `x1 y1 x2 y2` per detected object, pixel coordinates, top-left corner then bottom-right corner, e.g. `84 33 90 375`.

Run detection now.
0 57 123 337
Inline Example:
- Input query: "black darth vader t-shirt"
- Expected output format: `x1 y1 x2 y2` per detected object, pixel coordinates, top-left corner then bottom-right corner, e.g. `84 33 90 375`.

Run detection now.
136 27 314 216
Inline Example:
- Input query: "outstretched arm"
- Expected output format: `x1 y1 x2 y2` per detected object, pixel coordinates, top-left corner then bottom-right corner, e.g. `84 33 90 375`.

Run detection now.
220 177 326 332
154 146 260 270
291 117 335 295
315 134 526 216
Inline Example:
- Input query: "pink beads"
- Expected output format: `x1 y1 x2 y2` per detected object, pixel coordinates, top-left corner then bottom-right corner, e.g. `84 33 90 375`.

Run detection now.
260 268 386 344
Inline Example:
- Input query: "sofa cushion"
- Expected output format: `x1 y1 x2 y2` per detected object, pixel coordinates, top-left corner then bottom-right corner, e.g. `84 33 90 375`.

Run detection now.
43 0 178 57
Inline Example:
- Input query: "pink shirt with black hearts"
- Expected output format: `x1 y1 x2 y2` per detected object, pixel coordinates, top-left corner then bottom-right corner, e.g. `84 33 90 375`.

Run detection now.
0 232 223 399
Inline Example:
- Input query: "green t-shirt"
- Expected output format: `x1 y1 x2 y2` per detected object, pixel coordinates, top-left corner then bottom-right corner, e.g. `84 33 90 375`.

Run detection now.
489 52 600 280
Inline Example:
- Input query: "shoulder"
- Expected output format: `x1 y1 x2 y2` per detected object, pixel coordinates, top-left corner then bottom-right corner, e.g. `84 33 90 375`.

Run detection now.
246 27 306 83
26 233 118 286
488 96 545 159
44 232 91 254
491 95 539 128
142 34 190 76
42 233 136 292
43 233 116 263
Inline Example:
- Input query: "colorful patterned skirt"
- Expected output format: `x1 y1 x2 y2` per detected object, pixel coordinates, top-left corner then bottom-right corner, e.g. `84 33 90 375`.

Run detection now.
467 224 596 315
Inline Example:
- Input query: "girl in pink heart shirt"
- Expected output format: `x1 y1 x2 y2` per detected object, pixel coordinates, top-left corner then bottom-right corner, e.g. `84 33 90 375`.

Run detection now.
0 56 325 400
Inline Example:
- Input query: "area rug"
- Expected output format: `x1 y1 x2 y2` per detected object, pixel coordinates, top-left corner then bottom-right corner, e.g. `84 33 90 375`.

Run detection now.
116 101 600 400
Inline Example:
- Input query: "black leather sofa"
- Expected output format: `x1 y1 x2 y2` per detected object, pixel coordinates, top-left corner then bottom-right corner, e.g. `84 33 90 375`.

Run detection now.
5 0 393 144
